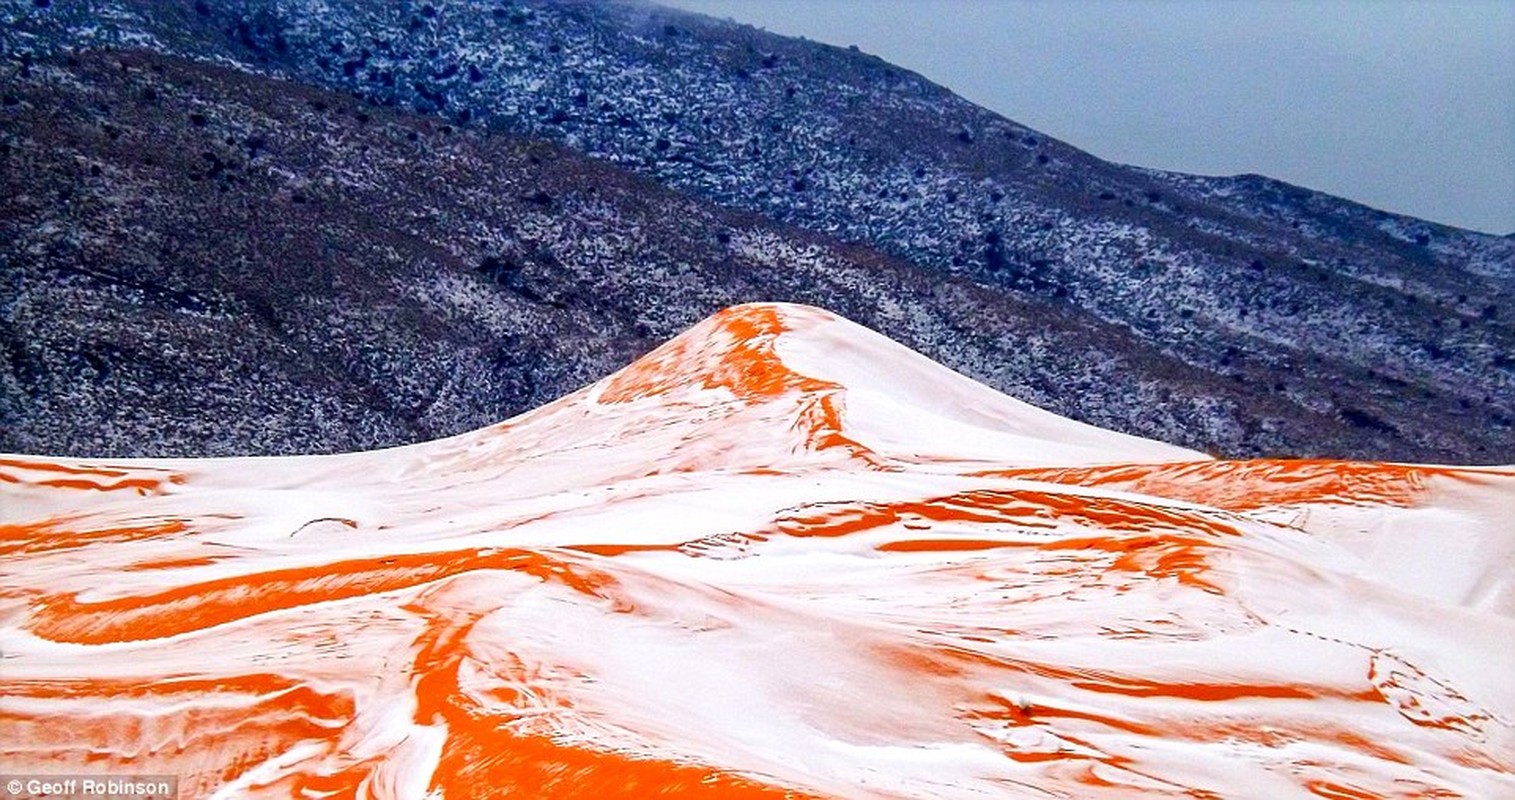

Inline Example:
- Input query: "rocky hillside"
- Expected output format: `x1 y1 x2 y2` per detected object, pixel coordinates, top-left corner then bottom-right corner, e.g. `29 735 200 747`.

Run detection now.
2 0 1512 461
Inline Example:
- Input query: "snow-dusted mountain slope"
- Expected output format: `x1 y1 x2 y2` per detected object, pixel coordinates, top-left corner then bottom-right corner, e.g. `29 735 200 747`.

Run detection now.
3 304 1512 798
4 0 1513 463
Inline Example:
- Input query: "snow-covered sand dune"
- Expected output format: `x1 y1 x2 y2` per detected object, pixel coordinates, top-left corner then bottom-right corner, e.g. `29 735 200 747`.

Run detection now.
3 303 1512 798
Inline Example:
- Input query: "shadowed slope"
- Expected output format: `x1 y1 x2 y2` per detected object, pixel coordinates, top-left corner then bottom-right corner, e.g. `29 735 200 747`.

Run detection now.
4 1 1513 461
1 49 1352 462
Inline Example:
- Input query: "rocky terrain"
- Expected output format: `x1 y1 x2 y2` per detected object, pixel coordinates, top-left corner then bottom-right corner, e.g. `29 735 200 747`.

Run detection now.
3 0 1512 460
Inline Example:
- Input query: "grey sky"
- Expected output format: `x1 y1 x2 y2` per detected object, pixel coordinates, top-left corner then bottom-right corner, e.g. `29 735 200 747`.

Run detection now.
660 0 1515 235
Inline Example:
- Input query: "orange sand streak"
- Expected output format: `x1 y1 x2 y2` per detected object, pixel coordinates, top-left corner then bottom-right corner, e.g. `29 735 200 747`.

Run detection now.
122 555 225 571
878 538 1026 552
597 305 878 463
1306 780 1383 799
772 489 1235 591
28 548 620 645
0 457 182 494
1071 675 1342 703
403 602 828 800
0 517 188 557
778 490 1241 540
981 460 1498 511
600 305 826 403
1 674 356 791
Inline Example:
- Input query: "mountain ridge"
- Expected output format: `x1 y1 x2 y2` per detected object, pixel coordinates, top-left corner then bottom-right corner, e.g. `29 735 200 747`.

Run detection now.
2 0 1511 462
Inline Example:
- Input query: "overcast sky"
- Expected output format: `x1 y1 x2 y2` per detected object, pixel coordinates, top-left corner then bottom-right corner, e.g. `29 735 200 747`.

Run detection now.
661 0 1515 235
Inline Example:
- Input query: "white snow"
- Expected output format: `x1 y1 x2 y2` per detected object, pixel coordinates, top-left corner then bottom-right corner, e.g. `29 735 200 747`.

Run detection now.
2 302 1511 798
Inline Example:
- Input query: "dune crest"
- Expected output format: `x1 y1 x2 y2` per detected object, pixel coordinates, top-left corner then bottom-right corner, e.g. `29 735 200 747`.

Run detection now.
3 304 1512 798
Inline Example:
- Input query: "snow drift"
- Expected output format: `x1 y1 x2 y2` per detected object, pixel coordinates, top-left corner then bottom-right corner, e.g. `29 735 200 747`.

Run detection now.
2 303 1512 798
